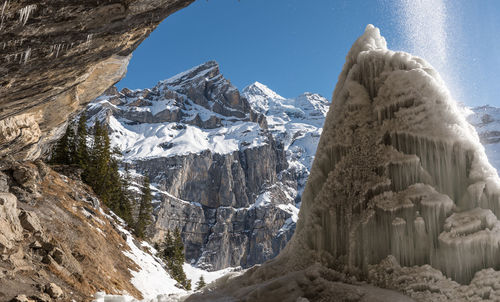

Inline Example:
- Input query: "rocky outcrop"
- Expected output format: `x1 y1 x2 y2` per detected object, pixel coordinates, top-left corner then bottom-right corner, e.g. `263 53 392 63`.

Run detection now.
0 193 23 252
0 160 154 301
0 0 194 161
241 82 329 198
132 138 295 271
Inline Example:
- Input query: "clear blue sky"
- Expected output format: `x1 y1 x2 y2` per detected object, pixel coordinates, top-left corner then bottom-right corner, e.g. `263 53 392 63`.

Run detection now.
117 0 500 107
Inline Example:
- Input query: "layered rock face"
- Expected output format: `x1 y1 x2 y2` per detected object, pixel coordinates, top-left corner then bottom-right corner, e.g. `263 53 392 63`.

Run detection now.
87 61 329 270
0 0 194 161
187 25 500 302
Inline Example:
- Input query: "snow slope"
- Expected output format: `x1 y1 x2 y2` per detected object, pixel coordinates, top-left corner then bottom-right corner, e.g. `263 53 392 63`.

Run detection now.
106 115 266 160
91 211 184 301
93 211 235 302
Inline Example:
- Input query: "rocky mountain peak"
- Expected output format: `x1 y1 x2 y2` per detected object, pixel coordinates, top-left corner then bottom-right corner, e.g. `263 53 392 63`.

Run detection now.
158 60 221 89
242 82 286 114
243 82 285 100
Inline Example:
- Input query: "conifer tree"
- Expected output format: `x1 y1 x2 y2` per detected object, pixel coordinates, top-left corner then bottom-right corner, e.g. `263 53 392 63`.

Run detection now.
87 121 111 200
134 176 153 238
75 112 89 169
117 163 133 225
172 227 190 289
163 230 175 260
173 227 185 265
195 275 206 290
67 127 77 164
52 124 75 164
106 158 124 214
161 227 191 289
50 116 137 234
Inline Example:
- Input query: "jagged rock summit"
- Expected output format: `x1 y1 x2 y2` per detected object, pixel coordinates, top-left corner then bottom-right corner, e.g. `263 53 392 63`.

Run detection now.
187 25 500 302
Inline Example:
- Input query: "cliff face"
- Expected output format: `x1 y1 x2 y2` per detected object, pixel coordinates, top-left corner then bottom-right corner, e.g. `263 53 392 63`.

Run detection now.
86 61 329 271
0 0 194 161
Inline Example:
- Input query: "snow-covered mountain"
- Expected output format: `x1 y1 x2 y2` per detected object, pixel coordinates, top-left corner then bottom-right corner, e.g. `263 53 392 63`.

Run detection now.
87 61 266 160
86 61 329 271
242 82 328 199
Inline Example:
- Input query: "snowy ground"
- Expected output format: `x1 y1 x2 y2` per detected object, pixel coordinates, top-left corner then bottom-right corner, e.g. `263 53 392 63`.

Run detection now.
92 211 237 302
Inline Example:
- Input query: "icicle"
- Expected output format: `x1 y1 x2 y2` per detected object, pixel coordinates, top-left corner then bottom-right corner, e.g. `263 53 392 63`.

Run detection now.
18 4 36 26
55 44 62 58
20 48 30 64
86 34 93 47
0 1 7 31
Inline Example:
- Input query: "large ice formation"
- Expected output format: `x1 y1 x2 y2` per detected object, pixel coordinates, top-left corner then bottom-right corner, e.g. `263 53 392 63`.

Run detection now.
186 25 500 302
290 24 500 285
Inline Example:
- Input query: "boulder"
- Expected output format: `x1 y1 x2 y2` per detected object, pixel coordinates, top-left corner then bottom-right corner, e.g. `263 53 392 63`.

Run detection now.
45 283 63 299
12 163 39 192
10 295 32 302
0 171 9 192
19 210 43 234
0 193 23 252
